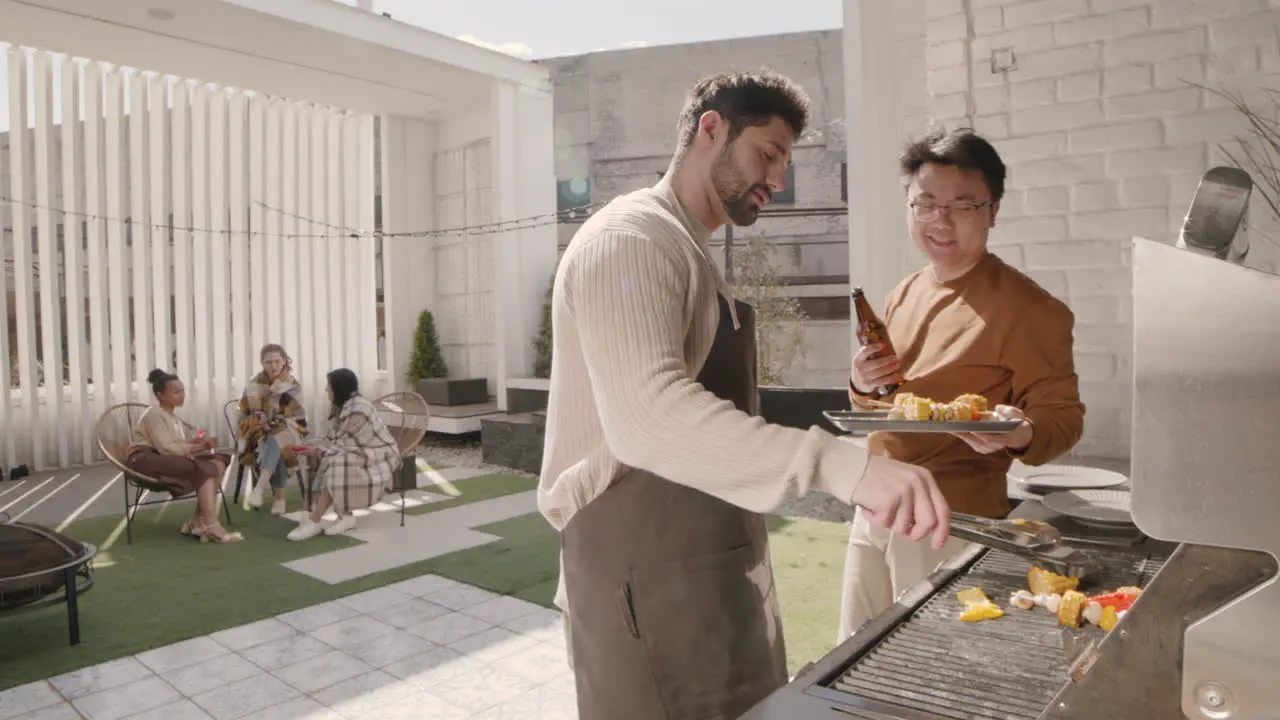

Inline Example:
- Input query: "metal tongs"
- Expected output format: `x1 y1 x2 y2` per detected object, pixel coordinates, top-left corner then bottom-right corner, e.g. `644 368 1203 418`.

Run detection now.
949 513 1093 578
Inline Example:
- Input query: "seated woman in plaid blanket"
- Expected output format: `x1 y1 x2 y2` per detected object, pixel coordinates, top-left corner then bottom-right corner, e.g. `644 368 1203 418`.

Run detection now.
237 344 309 516
287 368 400 541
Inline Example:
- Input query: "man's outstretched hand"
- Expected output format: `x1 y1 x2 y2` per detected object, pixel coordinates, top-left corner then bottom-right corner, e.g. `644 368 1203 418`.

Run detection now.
852 455 951 550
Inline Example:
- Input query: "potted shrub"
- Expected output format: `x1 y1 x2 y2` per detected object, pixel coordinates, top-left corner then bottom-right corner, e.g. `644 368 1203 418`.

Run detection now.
407 310 487 406
506 280 554 413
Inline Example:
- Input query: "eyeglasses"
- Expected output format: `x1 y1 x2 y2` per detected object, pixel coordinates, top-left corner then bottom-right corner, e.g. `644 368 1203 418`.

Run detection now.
908 199 994 222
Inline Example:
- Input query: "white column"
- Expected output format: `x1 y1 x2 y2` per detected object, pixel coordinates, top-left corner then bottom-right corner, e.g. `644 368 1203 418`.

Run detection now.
380 115 438 391
491 80 557 411
843 0 913 351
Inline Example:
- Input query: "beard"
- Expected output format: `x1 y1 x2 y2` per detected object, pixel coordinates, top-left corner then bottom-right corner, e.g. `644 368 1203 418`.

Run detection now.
711 146 768 227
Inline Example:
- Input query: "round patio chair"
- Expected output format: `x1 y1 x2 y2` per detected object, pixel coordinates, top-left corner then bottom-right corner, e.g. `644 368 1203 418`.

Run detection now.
372 391 432 527
94 402 233 544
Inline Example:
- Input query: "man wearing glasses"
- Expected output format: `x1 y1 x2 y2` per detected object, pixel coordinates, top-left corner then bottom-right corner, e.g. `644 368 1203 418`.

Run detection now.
837 129 1085 640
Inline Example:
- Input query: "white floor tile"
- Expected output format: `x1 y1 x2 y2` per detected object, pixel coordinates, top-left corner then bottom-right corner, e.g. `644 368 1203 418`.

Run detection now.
164 653 262 697
500 608 563 636
49 657 153 700
448 627 539 664
384 574 460 598
307 615 396 651
14 702 81 720
0 681 62 720
276 601 362 633
473 683 579 720
427 665 536 714
135 637 229 674
423 584 501 611
271 649 371 695
209 618 297 652
309 670 416 717
334 587 412 614
405 611 492 646
121 698 212 720
352 690 468 720
340 631 438 669
492 642 574 686
382 645 484 685
461 596 545 625
189 674 299 720
239 633 333 671
363 597 451 629
235 696 340 720
72 677 182 720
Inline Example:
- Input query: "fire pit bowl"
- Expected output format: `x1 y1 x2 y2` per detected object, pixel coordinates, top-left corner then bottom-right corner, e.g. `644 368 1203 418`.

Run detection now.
0 512 97 645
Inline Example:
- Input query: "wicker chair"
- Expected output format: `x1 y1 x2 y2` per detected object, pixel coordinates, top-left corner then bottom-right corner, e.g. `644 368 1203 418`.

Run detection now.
94 402 233 544
371 391 432 527
222 399 311 510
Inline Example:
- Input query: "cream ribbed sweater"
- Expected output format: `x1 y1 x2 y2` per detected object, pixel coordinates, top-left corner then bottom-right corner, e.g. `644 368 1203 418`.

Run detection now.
537 174 872 611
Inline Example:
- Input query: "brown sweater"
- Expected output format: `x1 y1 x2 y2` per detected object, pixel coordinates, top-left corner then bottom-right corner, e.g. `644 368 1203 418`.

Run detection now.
850 253 1085 517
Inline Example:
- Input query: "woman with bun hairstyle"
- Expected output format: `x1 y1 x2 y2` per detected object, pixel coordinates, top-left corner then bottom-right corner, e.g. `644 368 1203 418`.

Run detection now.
127 368 242 544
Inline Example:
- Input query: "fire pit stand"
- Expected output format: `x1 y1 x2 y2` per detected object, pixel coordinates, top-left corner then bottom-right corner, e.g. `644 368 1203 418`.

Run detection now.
0 513 99 646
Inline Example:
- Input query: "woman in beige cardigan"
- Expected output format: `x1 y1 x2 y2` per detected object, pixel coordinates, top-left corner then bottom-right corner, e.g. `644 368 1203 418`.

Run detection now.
127 368 241 544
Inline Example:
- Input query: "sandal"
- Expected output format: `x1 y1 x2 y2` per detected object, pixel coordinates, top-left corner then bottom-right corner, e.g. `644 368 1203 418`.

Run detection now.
180 512 200 536
195 523 244 544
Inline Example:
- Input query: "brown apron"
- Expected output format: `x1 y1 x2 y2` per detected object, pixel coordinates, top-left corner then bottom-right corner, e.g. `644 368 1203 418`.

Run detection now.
561 295 788 720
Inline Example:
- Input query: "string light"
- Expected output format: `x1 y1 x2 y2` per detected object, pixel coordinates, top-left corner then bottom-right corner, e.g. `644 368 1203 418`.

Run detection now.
0 194 605 242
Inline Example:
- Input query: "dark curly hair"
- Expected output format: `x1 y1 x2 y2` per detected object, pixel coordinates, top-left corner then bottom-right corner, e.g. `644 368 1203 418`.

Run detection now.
899 128 1007 202
675 69 810 149
147 368 179 396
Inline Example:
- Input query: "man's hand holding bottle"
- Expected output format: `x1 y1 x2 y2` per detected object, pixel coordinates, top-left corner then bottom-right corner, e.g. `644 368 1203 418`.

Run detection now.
851 343 903 395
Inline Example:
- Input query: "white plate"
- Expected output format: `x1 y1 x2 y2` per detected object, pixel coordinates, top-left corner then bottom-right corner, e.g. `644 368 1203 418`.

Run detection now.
1012 465 1127 490
1042 489 1134 527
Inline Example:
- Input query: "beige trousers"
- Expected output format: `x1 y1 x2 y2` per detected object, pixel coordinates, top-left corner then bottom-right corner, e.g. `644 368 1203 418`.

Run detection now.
837 507 973 641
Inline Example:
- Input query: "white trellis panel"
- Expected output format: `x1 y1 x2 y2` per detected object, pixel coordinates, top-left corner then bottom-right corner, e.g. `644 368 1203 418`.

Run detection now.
2 46 382 470
33 51 67 467
8 47 41 468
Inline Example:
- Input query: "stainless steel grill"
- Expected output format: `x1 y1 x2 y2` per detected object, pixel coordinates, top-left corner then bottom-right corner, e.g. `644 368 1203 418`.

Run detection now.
826 549 1166 720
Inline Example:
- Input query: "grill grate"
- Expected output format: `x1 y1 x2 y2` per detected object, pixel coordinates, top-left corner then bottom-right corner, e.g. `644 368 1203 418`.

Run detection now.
827 548 1167 720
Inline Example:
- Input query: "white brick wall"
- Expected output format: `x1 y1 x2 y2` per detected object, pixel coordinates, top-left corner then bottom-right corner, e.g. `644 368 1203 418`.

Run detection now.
920 0 1280 458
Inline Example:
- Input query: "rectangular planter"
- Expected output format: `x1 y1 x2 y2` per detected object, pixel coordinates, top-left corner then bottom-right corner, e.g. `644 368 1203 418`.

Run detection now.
758 386 850 435
418 378 489 406
506 377 551 414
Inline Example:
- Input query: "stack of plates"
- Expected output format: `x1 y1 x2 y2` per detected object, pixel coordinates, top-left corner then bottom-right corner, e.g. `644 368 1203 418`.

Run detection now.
1011 465 1135 528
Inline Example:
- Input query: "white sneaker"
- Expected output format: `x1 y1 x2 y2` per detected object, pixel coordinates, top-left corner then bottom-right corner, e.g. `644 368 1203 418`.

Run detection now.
324 515 357 536
270 499 286 516
287 519 324 541
247 478 265 509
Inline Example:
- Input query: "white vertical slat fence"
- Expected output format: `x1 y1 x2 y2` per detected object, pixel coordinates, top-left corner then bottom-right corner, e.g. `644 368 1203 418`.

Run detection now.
2 45 381 471
33 51 66 467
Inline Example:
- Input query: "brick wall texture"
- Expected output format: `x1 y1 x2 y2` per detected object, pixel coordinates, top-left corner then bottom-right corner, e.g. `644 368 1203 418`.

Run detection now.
922 0 1280 457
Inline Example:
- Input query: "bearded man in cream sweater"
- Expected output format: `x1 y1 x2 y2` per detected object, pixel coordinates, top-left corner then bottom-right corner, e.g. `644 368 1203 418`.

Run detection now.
537 69 952 720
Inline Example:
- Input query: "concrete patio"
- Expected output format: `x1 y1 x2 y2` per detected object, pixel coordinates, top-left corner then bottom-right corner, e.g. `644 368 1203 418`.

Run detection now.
0 575 576 719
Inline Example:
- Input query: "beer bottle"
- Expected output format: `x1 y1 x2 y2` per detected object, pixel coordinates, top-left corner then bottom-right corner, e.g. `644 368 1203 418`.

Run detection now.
851 286 900 396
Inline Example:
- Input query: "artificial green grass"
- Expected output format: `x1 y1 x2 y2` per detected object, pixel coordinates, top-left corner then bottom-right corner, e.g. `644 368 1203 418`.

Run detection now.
0 472 537 691
406 473 537 516
763 515 849 671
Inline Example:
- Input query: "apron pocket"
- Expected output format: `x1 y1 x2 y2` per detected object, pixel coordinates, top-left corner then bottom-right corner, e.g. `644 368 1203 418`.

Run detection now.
617 582 641 639
628 543 778 719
